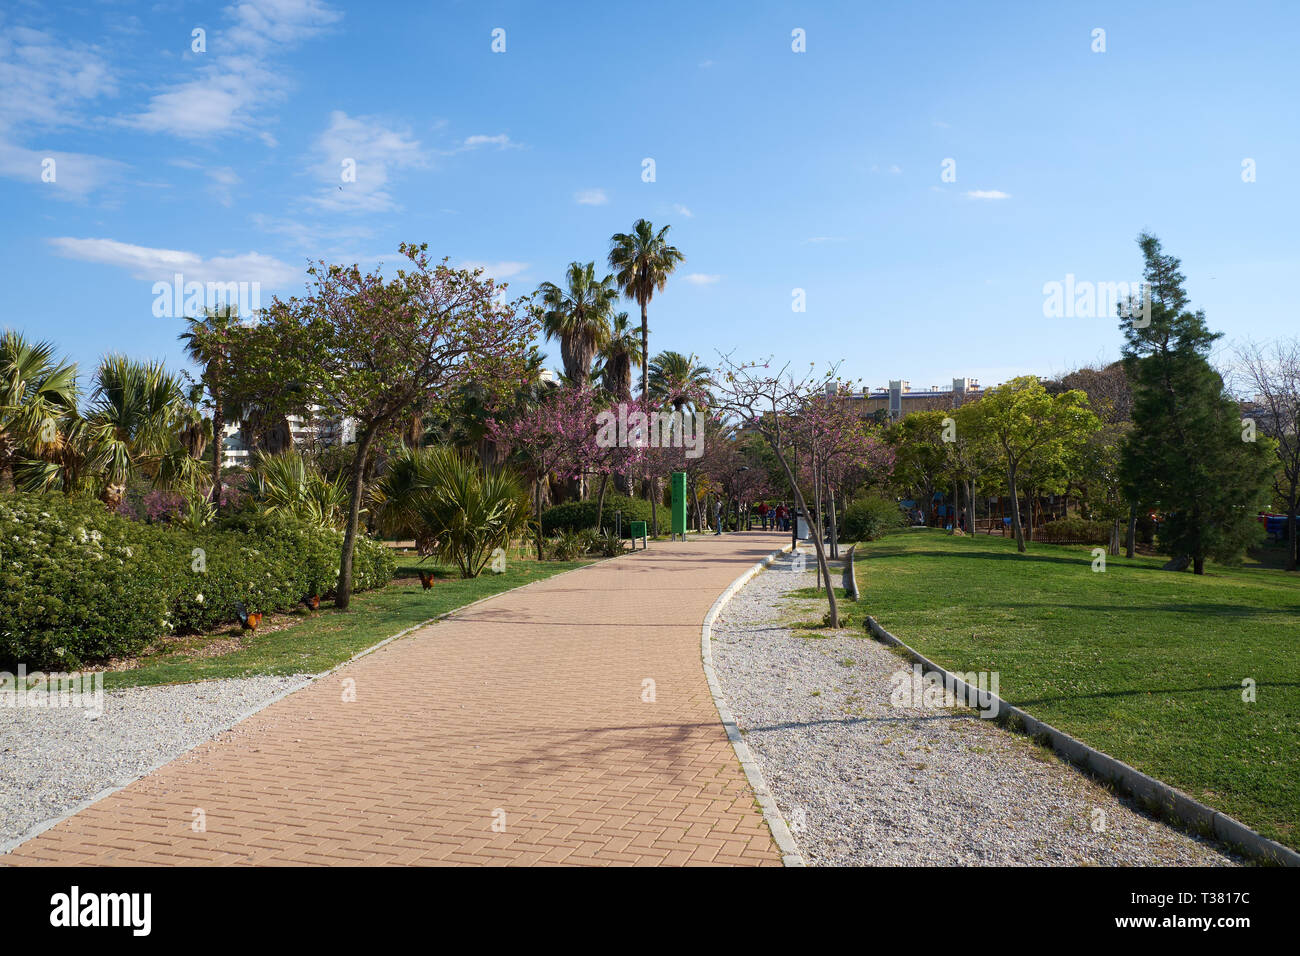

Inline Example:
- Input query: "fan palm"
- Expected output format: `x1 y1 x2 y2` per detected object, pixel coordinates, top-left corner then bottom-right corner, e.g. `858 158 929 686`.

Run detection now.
594 312 642 401
377 445 531 578
84 355 190 511
649 350 713 412
242 449 348 529
0 330 79 482
607 219 684 400
179 306 238 500
535 262 617 389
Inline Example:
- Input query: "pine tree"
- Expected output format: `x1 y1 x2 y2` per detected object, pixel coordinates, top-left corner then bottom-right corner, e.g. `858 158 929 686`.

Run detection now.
1120 233 1276 574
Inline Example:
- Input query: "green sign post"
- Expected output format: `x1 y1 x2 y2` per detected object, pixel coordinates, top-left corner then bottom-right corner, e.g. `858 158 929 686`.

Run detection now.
671 471 687 540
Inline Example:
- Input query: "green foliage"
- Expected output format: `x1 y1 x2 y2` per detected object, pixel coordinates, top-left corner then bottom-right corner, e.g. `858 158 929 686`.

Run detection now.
547 529 593 561
540 493 652 534
0 493 393 669
841 495 908 542
378 446 531 578
1040 515 1111 544
242 449 348 529
1120 233 1277 571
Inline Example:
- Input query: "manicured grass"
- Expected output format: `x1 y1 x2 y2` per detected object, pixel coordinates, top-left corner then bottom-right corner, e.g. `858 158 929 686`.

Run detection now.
849 529 1300 851
103 552 589 690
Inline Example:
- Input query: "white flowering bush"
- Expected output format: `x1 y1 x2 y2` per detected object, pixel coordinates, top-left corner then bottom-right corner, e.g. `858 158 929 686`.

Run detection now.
0 494 394 668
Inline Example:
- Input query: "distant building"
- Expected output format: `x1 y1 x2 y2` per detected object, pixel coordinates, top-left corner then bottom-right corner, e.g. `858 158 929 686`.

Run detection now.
836 377 985 420
220 408 357 470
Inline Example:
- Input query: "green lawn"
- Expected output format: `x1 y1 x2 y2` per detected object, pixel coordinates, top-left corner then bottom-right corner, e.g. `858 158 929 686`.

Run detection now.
104 553 589 690
852 529 1300 852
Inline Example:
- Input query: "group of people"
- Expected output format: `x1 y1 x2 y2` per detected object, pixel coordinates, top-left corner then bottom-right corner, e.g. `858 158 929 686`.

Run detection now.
756 502 791 532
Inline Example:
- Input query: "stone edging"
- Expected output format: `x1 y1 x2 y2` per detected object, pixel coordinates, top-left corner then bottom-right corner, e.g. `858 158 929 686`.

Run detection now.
700 546 806 867
864 615 1300 867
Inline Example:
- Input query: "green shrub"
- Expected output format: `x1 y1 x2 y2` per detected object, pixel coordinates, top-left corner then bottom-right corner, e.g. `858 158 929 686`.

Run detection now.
1041 515 1111 544
841 495 908 542
0 493 394 669
541 493 652 535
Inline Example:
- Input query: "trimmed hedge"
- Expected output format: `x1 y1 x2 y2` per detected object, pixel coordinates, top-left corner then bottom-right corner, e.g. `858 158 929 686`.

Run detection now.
1040 515 1111 545
0 493 394 669
842 495 909 542
540 493 653 535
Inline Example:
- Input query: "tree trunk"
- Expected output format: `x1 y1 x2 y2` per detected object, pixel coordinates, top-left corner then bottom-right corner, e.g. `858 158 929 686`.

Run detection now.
639 301 649 403
1008 465 1026 552
1125 501 1137 558
210 397 223 511
827 481 839 560
535 478 545 560
1193 555 1205 575
772 445 837 626
594 472 609 532
1287 484 1298 572
335 424 378 610
1109 518 1121 556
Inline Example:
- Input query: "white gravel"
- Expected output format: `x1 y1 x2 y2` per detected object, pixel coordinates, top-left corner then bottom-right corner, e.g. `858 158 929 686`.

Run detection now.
712 552 1238 866
0 674 309 850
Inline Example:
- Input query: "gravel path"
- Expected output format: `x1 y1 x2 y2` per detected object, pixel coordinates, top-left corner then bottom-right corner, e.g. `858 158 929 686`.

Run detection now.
712 552 1237 866
0 674 309 850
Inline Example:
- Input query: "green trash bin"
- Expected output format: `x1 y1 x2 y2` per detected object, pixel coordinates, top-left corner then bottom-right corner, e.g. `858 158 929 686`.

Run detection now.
628 520 648 550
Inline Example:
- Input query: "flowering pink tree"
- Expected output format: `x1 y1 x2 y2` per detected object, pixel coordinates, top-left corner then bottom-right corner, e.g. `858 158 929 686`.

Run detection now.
251 243 537 607
488 385 604 558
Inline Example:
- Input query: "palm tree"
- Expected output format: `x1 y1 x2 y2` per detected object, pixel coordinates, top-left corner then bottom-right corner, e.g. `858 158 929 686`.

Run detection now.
594 312 642 401
607 219 684 401
649 350 713 413
179 306 238 503
0 330 78 483
85 355 189 511
535 262 617 389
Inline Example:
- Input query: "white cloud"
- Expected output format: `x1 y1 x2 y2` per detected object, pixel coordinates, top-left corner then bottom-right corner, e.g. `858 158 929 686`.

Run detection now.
460 133 519 150
305 111 427 212
673 203 693 218
459 260 529 281
0 141 125 199
124 0 341 140
964 189 1010 200
575 188 608 206
48 237 299 289
683 273 721 285
0 27 122 196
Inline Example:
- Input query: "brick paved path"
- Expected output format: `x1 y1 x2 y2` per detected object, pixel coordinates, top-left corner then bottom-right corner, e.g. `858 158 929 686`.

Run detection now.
8 534 788 866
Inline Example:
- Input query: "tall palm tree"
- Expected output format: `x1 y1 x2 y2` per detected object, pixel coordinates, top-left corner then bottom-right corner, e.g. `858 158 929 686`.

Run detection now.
649 350 713 413
607 219 684 401
535 262 617 389
0 330 78 483
594 312 642 401
179 306 238 502
85 355 189 511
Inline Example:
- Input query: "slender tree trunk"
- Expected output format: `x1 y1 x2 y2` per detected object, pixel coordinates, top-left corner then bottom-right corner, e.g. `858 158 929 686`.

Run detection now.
535 476 544 561
1110 518 1121 556
336 424 378 610
1008 465 1026 552
1125 501 1137 558
210 396 223 510
1287 484 1298 572
594 472 609 533
827 481 839 560
775 451 837 626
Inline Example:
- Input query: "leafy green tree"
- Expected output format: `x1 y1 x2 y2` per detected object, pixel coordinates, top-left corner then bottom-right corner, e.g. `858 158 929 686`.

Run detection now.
1121 233 1276 573
595 312 641 402
245 244 537 608
963 376 1098 552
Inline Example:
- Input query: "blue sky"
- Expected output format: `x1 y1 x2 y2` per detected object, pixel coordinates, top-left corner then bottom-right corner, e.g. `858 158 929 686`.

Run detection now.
3 0 1297 394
